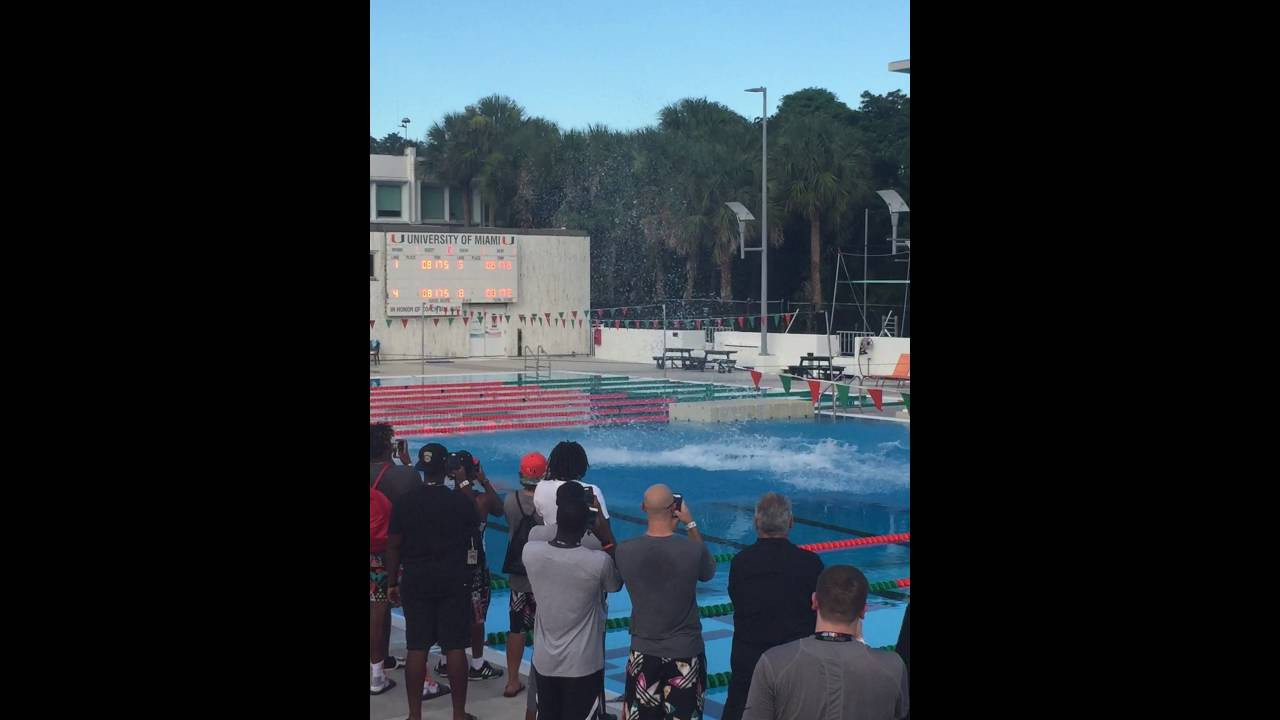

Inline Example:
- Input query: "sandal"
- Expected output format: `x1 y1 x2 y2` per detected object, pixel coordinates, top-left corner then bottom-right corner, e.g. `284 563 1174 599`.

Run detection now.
422 683 452 701
502 682 526 698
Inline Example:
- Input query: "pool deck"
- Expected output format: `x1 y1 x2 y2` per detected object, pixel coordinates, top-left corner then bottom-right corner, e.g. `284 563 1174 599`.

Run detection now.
370 624 622 720
370 356 908 422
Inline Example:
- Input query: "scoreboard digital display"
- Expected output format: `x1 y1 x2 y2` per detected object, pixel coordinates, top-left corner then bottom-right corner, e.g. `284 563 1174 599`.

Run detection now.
384 232 519 316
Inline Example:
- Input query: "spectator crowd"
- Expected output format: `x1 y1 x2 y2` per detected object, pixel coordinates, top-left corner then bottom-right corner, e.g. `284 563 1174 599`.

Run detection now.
371 423 909 720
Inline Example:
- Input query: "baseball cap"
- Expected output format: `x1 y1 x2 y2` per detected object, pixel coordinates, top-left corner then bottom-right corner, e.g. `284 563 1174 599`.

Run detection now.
418 443 448 475
519 452 547 484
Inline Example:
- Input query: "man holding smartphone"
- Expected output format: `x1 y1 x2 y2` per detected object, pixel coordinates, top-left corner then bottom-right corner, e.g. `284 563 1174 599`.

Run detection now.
435 451 506 681
614 485 716 720
385 442 482 720
369 423 424 696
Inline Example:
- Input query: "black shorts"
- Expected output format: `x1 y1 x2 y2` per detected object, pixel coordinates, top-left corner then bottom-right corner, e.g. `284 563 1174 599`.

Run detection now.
400 582 471 652
535 667 603 720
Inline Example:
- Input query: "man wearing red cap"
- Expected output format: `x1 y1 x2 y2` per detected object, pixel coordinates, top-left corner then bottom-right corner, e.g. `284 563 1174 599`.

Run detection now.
500 451 547 715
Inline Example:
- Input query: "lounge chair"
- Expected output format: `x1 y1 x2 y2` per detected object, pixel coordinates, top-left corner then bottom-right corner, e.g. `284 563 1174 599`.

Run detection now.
865 353 909 386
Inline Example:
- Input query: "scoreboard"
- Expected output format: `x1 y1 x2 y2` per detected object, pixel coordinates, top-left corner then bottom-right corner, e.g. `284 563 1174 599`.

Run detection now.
384 232 519 316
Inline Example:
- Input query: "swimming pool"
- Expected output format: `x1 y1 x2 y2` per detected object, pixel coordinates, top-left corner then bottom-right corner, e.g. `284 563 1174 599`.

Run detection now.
400 418 909 719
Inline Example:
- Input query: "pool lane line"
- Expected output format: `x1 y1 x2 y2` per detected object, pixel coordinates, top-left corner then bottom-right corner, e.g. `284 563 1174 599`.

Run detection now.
706 501 910 546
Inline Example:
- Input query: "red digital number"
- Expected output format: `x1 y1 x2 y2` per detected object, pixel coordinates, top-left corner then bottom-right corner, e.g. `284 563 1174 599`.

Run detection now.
485 288 497 298
485 260 497 270
390 288 400 299
421 260 431 270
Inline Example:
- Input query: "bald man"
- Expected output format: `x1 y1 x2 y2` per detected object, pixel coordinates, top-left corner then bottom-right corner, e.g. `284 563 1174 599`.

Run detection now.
614 484 716 720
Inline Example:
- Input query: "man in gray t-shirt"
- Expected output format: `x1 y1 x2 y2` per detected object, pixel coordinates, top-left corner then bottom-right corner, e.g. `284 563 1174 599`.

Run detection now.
523 481 622 720
743 565 908 720
613 484 716 720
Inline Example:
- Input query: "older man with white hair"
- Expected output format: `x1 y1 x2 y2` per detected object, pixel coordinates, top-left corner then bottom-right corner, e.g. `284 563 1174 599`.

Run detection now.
721 492 824 720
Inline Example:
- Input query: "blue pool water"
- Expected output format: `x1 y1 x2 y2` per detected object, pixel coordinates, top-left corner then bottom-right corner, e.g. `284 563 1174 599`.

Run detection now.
398 418 909 718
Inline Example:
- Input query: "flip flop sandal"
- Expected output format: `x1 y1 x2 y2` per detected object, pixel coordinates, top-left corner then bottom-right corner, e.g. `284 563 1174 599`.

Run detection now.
422 683 452 701
502 682 526 698
370 677 397 696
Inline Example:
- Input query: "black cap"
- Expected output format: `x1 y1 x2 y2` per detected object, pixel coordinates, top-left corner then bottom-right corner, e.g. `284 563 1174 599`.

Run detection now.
419 443 448 475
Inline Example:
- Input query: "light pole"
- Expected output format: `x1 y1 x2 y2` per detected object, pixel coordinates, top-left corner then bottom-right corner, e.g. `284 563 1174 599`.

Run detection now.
745 87 768 355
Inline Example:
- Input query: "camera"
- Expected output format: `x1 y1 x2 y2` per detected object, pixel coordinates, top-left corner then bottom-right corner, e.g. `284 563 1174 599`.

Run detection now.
446 452 464 471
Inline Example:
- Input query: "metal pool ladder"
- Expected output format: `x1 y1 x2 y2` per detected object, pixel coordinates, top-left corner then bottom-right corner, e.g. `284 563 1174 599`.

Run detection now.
523 345 550 381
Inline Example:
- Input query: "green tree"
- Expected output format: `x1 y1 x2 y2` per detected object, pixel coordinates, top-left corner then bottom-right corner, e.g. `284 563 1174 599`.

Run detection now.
774 114 866 319
422 112 486 227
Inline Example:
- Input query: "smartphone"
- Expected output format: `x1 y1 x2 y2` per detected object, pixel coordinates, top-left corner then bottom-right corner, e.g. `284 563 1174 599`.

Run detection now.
446 452 463 471
672 493 683 512
395 439 408 455
584 486 597 507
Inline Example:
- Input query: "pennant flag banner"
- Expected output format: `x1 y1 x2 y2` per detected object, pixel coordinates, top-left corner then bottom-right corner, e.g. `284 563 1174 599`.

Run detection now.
784 313 793 326
571 310 578 319
385 319 393 328
369 320 375 329
447 318 455 325
779 374 793 393
836 384 851 406
401 318 409 328
559 312 565 319
772 314 780 327
750 369 762 389
544 312 551 322
651 320 658 329
433 318 440 326
807 379 822 405
737 316 745 328
750 316 758 328
613 320 621 328
868 388 884 411
902 393 910 410
519 315 525 323
695 319 702 329
505 314 511 323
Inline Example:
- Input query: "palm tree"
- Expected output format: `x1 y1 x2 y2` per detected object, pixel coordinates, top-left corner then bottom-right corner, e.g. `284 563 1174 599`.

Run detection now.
422 112 485 226
474 95 528 226
774 115 866 320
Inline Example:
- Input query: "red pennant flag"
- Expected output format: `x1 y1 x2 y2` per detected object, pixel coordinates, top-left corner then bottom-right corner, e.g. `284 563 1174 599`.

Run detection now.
807 379 822 405
544 312 551 322
613 320 620 328
737 316 745 328
572 310 578 319
695 319 702 329
750 369 762 389
433 318 439 326
784 313 793 326
369 320 375 329
595 309 603 318
622 307 630 317
651 320 658 328
868 388 884 411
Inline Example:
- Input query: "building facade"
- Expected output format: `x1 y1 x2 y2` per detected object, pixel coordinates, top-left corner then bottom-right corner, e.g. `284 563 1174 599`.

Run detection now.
370 150 591 359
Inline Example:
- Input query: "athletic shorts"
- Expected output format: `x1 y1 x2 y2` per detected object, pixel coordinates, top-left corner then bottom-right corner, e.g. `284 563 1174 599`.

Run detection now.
624 651 707 720
509 589 537 633
370 552 388 603
535 667 604 720
400 589 471 652
470 564 491 623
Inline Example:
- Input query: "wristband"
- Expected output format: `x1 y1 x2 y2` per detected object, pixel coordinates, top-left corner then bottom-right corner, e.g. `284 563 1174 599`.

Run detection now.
685 521 697 530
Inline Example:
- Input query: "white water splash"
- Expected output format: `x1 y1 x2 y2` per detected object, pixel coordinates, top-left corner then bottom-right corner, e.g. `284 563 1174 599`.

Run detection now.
586 435 909 493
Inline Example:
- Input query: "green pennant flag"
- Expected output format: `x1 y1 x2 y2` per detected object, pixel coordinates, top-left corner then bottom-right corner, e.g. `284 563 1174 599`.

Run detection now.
902 393 910 410
779 374 792 393
447 317 454 325
385 318 393 328
558 311 565 319
772 314 780 327
836 384 851 406
749 316 757 328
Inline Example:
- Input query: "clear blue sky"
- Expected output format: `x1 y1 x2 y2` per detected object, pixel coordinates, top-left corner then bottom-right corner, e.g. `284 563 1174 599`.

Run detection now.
370 0 909 139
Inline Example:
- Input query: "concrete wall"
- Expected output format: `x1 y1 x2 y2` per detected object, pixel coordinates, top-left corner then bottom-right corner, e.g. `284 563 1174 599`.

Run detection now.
370 230 591 359
593 327 911 375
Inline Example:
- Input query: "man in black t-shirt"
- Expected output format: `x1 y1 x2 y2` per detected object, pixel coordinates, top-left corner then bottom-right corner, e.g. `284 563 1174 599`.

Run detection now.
386 443 481 720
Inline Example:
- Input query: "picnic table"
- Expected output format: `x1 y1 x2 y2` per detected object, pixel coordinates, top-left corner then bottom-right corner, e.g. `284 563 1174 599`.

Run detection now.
702 349 738 373
652 348 706 370
786 354 847 380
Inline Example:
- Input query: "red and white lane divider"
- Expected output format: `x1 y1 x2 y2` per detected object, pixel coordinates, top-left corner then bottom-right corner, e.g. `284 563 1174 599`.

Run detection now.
797 532 910 553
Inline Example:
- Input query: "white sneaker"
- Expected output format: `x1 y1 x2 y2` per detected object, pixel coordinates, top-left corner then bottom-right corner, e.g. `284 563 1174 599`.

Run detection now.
370 676 397 695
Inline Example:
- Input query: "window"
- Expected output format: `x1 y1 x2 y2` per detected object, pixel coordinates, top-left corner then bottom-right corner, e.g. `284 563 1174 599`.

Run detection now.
448 187 465 222
375 184 402 218
369 252 376 280
422 184 445 220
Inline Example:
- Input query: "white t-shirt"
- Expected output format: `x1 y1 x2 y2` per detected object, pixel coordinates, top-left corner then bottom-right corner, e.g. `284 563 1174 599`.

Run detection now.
533 479 611 525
